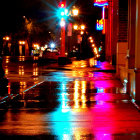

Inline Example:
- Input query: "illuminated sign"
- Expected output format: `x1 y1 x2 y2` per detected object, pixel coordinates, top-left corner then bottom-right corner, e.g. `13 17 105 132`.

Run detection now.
96 19 104 30
94 0 108 7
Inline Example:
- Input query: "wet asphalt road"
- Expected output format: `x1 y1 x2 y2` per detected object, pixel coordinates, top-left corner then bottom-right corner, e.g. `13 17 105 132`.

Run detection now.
1 56 140 140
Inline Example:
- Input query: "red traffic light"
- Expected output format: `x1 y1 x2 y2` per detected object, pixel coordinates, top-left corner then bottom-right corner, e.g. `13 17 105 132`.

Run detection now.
59 2 65 8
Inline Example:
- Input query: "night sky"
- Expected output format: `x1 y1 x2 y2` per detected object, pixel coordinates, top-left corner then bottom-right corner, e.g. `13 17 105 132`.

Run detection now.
0 0 102 41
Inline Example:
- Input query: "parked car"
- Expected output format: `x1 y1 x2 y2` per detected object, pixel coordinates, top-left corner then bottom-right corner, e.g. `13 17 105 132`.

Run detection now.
42 49 60 60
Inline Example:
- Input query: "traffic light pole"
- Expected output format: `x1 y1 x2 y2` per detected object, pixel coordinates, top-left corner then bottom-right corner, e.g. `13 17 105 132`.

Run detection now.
60 23 65 57
58 24 67 65
58 0 68 65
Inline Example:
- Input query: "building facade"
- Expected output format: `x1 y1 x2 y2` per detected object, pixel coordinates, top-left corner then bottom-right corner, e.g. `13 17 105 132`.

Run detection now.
106 0 140 103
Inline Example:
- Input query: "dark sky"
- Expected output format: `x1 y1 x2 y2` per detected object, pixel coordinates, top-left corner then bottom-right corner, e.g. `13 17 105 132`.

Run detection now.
0 0 102 35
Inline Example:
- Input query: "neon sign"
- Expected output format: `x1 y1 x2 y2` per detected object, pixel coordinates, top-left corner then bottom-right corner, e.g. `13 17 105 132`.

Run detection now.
96 19 104 30
94 0 108 7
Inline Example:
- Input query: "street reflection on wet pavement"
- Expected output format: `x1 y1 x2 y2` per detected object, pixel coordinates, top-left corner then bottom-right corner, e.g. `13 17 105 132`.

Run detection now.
1 57 140 139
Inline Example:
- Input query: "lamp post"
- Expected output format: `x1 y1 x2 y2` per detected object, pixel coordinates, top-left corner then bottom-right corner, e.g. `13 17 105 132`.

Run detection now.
19 41 25 56
73 24 85 54
3 36 11 56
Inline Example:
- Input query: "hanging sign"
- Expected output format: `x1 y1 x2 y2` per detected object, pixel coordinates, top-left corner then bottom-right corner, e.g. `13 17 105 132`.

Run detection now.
94 0 108 6
67 23 72 36
96 19 104 30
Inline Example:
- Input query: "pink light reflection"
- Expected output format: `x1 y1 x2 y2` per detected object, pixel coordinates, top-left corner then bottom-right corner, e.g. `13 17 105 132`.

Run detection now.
95 80 122 88
95 133 112 140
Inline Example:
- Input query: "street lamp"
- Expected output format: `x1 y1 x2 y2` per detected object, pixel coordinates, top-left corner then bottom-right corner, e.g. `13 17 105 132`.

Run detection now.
81 25 85 30
72 9 79 16
19 41 25 45
89 36 92 40
3 36 10 41
73 24 85 36
73 24 85 31
80 31 84 35
90 39 93 43
73 24 78 30
72 6 79 16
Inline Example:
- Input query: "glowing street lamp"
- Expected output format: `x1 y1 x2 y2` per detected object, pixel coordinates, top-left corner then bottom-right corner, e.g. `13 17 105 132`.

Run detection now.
89 36 92 40
19 41 25 45
80 31 84 35
3 36 10 41
72 8 79 16
73 24 78 30
73 24 85 31
90 39 93 43
81 25 85 30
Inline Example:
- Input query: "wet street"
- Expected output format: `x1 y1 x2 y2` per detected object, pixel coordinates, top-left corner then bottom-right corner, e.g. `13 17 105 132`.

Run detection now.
1 56 140 140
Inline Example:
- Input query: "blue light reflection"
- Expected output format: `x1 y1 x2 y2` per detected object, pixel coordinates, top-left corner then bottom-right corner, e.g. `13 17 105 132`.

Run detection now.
49 80 73 140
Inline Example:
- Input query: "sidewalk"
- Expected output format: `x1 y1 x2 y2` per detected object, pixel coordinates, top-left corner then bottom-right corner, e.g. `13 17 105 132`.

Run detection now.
48 59 116 72
0 58 140 139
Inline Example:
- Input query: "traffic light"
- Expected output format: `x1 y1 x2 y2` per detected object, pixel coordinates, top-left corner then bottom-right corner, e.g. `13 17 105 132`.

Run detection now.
57 2 68 19
58 2 66 8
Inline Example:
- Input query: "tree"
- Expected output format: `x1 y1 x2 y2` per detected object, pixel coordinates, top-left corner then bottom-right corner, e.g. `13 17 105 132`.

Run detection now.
81 32 94 59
